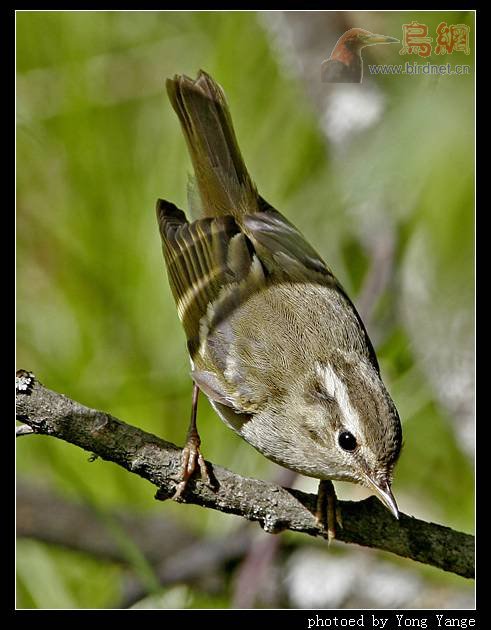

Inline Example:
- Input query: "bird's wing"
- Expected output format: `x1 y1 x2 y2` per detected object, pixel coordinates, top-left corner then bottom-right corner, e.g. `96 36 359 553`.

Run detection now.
157 197 379 414
241 198 340 286
157 196 341 343
240 201 380 372
157 197 270 420
156 197 266 357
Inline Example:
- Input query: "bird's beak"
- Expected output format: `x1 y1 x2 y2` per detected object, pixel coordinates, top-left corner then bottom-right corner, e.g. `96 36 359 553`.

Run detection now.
360 33 399 46
363 474 399 519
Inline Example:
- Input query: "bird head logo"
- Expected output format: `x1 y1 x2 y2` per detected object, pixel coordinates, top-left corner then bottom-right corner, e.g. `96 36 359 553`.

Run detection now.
321 28 399 83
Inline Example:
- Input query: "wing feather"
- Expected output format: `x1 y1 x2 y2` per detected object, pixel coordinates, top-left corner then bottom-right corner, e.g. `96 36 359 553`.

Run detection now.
157 197 380 402
156 198 261 360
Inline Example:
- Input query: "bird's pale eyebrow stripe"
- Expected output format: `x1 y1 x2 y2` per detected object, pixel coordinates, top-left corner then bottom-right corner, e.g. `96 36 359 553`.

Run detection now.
316 363 360 433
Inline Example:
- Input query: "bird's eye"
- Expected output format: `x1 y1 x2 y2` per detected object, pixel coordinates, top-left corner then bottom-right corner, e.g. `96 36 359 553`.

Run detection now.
338 431 357 451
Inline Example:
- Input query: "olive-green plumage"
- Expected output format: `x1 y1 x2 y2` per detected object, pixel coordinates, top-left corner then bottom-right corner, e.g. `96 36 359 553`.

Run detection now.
166 71 257 217
157 70 402 516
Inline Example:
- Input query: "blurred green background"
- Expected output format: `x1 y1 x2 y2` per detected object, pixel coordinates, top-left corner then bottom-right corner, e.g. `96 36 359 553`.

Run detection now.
16 11 474 609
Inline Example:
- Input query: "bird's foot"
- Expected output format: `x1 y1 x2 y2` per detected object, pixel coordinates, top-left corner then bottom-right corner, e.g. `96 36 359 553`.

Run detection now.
172 432 210 501
316 479 343 544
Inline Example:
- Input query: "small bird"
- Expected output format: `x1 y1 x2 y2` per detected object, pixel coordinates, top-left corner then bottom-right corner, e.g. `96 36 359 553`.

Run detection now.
321 28 399 83
156 70 402 538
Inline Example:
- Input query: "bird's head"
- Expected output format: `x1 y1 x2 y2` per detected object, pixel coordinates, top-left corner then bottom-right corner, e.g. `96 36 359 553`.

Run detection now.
330 28 399 61
244 353 402 519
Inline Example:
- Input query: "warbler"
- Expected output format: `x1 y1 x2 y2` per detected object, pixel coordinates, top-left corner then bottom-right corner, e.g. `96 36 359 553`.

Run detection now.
156 70 402 537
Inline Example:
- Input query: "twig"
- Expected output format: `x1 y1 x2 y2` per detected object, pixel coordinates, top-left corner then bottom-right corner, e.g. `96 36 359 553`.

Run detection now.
120 530 252 608
231 468 298 608
15 373 475 579
231 233 398 607
16 479 252 607
16 480 196 565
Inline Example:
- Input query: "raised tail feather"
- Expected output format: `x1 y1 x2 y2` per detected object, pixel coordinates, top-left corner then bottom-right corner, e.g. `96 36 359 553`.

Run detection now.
166 70 259 218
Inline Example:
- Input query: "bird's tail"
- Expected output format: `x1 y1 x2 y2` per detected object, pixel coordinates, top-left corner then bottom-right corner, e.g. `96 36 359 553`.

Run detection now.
166 70 259 218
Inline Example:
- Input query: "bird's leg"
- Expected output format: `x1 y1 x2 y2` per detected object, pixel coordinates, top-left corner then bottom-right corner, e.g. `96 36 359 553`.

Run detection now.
172 383 210 500
316 480 343 543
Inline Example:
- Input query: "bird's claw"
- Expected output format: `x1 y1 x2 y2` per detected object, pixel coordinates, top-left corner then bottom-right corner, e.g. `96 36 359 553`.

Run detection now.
172 436 210 501
316 479 343 544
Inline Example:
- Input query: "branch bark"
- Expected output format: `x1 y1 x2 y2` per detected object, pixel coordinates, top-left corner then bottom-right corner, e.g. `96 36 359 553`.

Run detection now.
15 372 474 579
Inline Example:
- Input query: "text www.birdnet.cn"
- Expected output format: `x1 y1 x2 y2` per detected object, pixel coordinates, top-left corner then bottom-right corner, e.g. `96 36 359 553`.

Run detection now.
368 62 471 76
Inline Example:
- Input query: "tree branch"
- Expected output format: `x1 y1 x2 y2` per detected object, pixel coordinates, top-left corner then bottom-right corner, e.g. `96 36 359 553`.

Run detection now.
16 480 197 565
15 372 474 579
16 479 253 607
